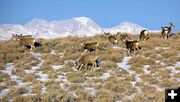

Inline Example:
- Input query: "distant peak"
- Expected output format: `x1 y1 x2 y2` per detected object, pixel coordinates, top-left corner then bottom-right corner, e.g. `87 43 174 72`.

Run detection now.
73 17 92 22
120 22 139 25
30 18 47 22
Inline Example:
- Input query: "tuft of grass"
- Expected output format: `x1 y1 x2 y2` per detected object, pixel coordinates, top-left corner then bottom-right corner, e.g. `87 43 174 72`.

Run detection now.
100 60 117 70
161 50 178 59
140 74 159 85
66 72 85 83
156 69 171 79
23 73 36 82
12 68 26 77
32 81 42 94
42 54 64 65
128 56 156 66
13 52 39 70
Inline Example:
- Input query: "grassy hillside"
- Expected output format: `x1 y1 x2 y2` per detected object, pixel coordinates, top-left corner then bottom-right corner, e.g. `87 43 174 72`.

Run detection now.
0 32 180 102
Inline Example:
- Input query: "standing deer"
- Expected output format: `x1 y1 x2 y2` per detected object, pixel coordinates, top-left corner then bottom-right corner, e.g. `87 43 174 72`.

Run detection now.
19 37 36 51
104 32 118 45
161 22 175 39
123 38 141 54
11 33 33 40
81 40 100 52
139 30 149 41
116 32 132 41
77 53 98 70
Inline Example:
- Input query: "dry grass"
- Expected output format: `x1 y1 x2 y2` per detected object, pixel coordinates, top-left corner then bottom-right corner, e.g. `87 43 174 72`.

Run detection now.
42 54 64 65
128 56 156 66
0 33 180 102
66 72 85 83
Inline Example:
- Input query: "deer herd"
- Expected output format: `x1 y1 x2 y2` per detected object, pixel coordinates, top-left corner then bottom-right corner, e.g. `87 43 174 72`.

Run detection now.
11 22 176 71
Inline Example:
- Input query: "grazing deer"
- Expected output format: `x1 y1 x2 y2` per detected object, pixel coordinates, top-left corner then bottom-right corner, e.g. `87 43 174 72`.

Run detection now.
77 53 98 70
139 30 149 41
19 37 35 50
104 32 118 45
81 41 100 52
161 22 175 39
124 39 141 54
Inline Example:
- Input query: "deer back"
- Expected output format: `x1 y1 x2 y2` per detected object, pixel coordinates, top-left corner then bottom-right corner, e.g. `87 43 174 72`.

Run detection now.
19 37 35 46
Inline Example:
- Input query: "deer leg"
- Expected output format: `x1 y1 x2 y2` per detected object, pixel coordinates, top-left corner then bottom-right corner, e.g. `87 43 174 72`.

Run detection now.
78 64 83 70
162 33 165 39
85 63 88 70
94 62 97 70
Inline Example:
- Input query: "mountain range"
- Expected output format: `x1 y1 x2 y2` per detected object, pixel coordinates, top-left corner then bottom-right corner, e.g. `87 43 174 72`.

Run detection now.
0 17 148 40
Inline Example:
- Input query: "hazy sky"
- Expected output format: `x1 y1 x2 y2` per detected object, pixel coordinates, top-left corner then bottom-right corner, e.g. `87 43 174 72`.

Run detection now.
0 0 179 31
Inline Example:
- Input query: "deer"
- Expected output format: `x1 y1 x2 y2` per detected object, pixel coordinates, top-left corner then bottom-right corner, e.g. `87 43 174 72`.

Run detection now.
77 53 98 70
19 37 36 51
104 32 118 45
11 33 32 40
161 22 175 39
116 32 132 41
122 36 141 54
81 40 100 52
139 30 149 41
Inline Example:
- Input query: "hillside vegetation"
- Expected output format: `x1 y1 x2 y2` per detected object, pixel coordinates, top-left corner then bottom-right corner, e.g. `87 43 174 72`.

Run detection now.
0 32 180 102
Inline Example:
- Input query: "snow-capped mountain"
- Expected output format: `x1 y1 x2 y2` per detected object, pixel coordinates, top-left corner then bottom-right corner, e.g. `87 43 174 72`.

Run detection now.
104 22 146 34
0 17 147 40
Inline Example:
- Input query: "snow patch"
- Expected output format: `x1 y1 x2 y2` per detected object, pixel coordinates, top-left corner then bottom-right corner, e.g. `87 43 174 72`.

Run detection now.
100 70 111 80
155 47 170 50
36 71 49 82
84 87 96 95
0 89 10 99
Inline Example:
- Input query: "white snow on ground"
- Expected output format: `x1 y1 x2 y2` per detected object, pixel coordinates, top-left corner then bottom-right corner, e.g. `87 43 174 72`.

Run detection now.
0 47 179 100
0 63 25 98
0 63 14 75
41 84 47 94
117 56 134 74
175 62 180 67
60 83 77 97
117 56 143 99
36 71 49 82
166 66 180 82
115 100 122 102
84 87 96 95
10 75 24 86
0 89 10 99
51 65 64 70
100 70 111 80
56 75 68 82
155 47 170 50
143 65 151 74
22 94 36 96
24 69 34 74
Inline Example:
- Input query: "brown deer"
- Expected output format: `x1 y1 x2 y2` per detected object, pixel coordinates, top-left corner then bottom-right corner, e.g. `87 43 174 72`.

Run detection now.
77 53 98 70
19 37 35 50
104 32 118 45
139 30 149 41
81 41 100 52
11 33 33 40
124 39 141 54
161 22 175 39
116 32 132 41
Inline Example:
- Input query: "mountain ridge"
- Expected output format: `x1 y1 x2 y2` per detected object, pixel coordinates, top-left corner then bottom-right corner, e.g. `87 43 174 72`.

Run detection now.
0 17 152 40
